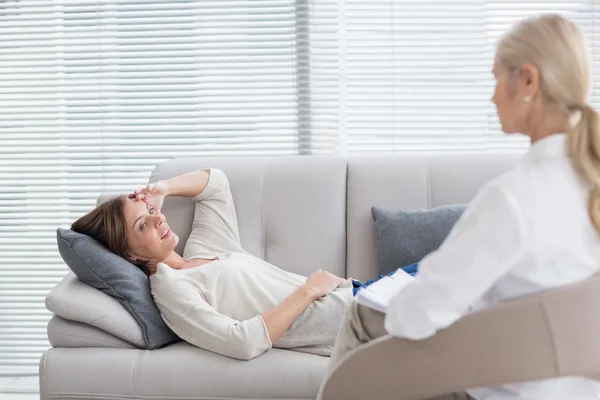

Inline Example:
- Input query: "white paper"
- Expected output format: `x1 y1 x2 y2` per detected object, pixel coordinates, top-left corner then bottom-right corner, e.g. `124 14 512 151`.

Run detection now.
354 269 414 313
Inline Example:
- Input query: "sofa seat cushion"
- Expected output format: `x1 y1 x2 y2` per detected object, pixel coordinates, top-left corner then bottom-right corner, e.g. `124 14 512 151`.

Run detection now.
41 342 328 400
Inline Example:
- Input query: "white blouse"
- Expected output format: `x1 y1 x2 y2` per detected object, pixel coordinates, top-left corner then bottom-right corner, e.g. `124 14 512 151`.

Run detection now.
384 134 600 399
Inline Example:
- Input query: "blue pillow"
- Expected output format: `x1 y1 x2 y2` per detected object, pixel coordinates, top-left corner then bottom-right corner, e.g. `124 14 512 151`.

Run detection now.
371 205 466 275
56 228 180 349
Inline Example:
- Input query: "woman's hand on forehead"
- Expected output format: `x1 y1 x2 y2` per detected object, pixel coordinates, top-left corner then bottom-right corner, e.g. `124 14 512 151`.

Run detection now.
128 181 168 212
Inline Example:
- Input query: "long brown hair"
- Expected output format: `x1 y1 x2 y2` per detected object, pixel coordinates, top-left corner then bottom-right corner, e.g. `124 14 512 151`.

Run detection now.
71 195 150 275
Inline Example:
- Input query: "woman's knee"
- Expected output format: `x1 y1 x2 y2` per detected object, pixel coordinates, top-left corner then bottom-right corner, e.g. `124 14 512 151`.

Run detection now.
355 303 387 340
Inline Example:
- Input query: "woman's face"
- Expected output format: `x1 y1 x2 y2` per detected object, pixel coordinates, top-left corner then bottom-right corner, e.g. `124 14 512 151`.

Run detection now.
122 197 178 264
491 63 531 135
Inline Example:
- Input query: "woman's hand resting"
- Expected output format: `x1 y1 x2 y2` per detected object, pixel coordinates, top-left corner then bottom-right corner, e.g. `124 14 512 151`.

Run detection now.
304 269 345 300
129 181 169 212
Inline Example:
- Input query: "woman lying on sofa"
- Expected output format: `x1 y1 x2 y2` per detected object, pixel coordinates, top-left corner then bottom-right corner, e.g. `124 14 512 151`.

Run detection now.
71 166 388 361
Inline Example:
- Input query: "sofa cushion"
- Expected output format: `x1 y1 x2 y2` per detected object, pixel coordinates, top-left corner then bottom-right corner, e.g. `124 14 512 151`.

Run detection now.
47 315 138 349
45 272 145 348
371 205 466 275
40 342 328 400
55 228 180 349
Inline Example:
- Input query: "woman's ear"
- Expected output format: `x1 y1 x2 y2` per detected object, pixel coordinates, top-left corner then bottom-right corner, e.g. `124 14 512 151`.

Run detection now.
520 63 540 97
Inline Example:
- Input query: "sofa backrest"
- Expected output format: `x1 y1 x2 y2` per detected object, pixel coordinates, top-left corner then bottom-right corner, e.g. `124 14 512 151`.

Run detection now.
148 156 348 278
97 154 522 282
346 154 521 282
141 154 521 281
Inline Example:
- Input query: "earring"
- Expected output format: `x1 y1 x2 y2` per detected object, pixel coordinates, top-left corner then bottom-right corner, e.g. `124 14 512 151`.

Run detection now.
524 95 531 102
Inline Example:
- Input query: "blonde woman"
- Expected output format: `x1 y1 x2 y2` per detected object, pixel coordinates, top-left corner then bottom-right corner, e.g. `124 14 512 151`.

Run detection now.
322 14 600 400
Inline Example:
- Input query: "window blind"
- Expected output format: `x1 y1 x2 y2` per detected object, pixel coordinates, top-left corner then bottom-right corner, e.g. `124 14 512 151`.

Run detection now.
309 0 600 154
0 0 309 379
2 0 600 386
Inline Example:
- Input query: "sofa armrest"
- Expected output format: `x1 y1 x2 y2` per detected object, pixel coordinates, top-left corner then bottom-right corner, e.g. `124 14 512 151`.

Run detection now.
320 276 600 400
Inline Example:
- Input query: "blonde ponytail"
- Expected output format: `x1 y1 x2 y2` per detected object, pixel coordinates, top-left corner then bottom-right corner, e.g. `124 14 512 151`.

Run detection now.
567 104 600 232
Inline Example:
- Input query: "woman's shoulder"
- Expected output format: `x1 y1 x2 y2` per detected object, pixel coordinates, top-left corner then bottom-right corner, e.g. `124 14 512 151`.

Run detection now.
476 162 537 203
459 168 531 227
150 262 192 287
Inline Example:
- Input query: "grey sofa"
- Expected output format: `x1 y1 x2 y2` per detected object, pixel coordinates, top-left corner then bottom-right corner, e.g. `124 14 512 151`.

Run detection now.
41 154 520 400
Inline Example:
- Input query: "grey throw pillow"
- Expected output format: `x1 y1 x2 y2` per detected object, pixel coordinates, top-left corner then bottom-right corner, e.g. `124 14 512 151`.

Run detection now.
56 228 180 349
371 205 466 275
